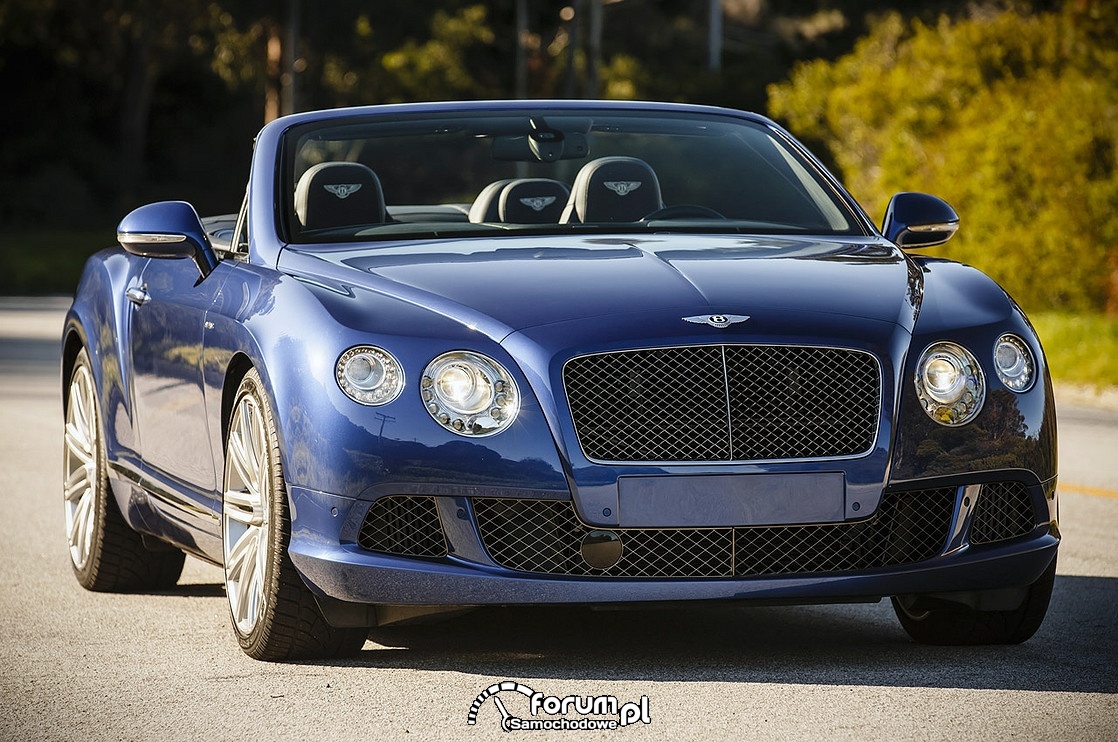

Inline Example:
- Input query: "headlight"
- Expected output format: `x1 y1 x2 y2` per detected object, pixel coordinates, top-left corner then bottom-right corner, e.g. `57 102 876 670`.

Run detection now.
914 341 985 426
993 334 1035 392
336 346 404 406
422 351 520 436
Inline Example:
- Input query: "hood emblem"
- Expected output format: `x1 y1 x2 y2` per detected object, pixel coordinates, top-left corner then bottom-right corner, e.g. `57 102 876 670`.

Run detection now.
324 183 362 199
604 181 641 196
519 196 557 212
683 314 750 329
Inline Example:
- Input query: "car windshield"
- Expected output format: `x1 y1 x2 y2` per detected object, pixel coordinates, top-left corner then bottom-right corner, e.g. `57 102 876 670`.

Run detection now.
282 108 865 244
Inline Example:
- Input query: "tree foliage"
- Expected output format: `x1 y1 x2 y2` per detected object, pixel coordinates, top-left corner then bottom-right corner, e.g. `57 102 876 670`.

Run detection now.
5 0 1105 325
768 1 1118 313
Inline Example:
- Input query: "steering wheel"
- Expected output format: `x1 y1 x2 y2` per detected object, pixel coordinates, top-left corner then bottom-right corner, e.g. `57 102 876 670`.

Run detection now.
641 204 725 220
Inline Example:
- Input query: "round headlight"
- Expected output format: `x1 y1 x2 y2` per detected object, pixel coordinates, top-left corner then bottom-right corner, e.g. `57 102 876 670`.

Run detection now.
336 346 404 406
914 341 985 426
422 351 520 436
994 334 1035 392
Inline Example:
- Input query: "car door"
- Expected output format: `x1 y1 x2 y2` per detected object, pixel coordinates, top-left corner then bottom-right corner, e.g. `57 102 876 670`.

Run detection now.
127 253 232 529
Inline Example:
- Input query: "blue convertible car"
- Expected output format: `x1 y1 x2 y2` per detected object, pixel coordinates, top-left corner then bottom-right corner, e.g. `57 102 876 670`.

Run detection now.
63 100 1058 660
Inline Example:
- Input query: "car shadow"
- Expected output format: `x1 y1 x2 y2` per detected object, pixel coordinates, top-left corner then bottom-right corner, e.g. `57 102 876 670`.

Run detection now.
149 582 226 598
317 573 1116 694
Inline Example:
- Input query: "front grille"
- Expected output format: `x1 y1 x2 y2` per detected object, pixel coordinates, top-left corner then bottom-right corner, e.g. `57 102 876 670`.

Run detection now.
563 345 881 462
970 481 1036 544
358 496 448 557
473 488 954 578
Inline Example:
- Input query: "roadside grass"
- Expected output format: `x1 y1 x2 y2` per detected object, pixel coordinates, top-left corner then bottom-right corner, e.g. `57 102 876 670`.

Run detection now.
1 227 115 296
1032 312 1118 389
3 228 1117 389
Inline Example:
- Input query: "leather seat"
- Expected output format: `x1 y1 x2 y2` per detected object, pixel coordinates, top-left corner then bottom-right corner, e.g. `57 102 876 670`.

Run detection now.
499 178 571 223
468 179 514 223
559 156 663 223
294 162 386 230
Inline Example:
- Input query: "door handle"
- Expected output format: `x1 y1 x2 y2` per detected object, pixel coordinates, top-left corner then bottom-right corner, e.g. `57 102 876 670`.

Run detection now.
126 286 150 306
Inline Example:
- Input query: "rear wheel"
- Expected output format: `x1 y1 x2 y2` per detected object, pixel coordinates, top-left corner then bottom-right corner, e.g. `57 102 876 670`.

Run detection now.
222 369 367 660
64 348 185 591
892 556 1057 645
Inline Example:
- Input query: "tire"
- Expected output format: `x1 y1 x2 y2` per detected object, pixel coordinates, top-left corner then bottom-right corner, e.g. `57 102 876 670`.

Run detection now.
222 369 368 661
64 348 185 591
892 555 1057 645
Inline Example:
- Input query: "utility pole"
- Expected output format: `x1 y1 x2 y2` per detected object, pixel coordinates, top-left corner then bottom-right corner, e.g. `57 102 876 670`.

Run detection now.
282 0 300 115
586 0 602 98
515 0 528 98
709 0 722 72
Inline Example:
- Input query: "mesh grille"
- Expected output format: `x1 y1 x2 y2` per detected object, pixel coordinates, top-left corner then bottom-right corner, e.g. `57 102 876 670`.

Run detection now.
358 496 448 557
970 481 1036 544
474 488 954 578
564 345 880 462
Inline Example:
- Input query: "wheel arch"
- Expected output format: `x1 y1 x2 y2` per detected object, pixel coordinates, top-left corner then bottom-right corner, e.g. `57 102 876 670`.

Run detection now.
61 325 87 408
220 352 257 456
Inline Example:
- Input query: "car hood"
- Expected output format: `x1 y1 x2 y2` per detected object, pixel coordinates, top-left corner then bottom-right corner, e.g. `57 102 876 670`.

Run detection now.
283 234 919 339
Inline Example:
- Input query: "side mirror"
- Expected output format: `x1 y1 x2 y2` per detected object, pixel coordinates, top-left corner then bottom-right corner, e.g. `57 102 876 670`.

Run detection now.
117 201 218 279
882 192 959 249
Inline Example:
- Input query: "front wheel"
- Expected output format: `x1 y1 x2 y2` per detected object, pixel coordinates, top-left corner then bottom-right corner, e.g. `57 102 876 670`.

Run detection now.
222 369 367 660
892 556 1057 645
64 348 185 591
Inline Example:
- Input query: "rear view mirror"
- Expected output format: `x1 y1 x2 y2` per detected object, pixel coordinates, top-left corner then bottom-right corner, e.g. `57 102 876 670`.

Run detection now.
882 192 959 248
117 201 218 279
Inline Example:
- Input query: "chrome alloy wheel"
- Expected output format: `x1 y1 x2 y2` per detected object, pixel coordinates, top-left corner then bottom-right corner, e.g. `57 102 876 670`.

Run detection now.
64 360 99 570
223 392 272 637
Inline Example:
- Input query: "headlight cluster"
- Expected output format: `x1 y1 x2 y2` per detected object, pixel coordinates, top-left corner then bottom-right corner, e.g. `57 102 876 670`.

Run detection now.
914 334 1036 426
422 351 520 436
336 346 520 437
993 334 1036 392
336 346 404 406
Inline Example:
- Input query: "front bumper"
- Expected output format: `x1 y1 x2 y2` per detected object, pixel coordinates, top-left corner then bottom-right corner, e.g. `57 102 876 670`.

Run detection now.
287 478 1059 617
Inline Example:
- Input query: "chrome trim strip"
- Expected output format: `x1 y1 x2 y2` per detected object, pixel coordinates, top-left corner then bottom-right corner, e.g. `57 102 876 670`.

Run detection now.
107 460 215 519
117 232 188 244
944 483 982 555
908 221 959 234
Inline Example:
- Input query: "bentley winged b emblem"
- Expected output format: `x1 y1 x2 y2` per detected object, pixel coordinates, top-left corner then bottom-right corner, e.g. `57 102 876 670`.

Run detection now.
683 314 751 329
519 196 557 212
603 181 642 196
323 183 363 199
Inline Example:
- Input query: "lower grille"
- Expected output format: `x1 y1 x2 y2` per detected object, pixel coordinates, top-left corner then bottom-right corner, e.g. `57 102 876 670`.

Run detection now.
970 481 1036 544
473 488 955 578
358 496 447 557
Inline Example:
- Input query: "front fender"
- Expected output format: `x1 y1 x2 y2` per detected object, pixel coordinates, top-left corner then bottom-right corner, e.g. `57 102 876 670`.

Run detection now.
63 247 145 471
205 263 570 503
890 258 1057 484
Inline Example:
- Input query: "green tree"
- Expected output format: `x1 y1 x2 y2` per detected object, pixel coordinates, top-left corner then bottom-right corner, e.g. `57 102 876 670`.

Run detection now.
768 2 1118 314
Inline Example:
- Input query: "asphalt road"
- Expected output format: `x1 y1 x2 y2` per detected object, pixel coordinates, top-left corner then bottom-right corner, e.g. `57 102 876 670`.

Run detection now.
1 297 1116 741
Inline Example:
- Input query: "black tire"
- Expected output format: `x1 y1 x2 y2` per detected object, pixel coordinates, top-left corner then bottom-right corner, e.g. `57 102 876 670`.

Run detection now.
64 348 185 591
892 556 1057 645
222 368 367 661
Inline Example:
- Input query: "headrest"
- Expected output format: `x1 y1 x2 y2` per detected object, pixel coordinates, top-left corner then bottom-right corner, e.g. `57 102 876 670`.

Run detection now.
499 179 571 223
560 156 663 223
468 179 514 223
294 162 385 230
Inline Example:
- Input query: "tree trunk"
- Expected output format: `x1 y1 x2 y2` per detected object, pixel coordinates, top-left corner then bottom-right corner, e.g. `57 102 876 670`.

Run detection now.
118 30 157 211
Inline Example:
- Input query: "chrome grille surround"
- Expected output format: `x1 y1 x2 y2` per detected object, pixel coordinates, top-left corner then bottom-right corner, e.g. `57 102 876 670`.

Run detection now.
563 345 882 463
358 495 448 557
473 488 955 578
970 481 1036 544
